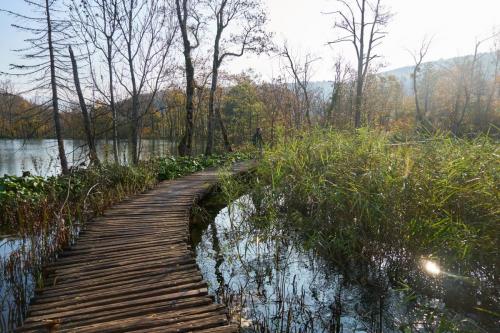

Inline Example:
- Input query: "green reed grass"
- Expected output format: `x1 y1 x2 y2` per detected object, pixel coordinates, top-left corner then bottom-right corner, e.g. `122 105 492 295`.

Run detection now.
213 130 499 331
248 129 498 278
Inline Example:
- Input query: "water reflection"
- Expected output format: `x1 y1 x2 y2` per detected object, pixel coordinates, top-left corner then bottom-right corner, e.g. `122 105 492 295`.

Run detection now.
192 195 388 332
0 237 33 331
0 139 202 177
191 194 498 333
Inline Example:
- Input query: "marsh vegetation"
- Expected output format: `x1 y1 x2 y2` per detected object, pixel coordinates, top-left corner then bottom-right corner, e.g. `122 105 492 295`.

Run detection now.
190 130 499 332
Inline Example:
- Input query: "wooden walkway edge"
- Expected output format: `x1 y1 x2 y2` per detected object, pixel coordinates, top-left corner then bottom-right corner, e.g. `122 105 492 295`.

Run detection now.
17 162 252 333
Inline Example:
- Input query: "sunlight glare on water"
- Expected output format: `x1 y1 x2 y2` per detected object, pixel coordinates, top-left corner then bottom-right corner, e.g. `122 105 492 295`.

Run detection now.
423 259 441 276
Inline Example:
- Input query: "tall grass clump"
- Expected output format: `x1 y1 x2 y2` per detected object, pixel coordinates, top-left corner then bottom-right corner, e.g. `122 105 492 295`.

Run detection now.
257 130 498 261
250 129 499 317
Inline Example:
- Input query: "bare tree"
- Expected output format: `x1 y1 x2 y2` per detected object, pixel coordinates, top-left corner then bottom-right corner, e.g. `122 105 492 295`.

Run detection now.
175 0 202 156
2 0 71 174
69 0 121 163
327 57 351 126
204 0 270 155
483 42 499 127
116 0 177 163
328 0 391 128
281 44 318 128
410 37 432 129
45 0 70 174
69 45 99 165
419 63 436 123
450 37 497 134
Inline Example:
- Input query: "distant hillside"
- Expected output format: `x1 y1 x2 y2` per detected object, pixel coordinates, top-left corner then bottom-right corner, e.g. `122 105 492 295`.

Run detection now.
0 91 28 105
0 91 34 116
382 51 497 94
310 51 498 98
308 81 335 99
0 92 53 138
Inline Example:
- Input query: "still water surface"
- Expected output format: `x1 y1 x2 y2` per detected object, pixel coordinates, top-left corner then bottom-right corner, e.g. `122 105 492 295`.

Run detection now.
0 139 180 176
191 195 498 332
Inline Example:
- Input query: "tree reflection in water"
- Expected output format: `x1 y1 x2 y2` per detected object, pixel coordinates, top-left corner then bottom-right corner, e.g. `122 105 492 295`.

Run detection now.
190 194 495 333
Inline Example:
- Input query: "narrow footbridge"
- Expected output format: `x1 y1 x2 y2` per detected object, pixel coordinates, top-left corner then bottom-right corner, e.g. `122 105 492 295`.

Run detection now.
17 162 252 333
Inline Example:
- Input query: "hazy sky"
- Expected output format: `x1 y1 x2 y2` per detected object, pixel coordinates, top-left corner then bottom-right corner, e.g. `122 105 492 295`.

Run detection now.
1 0 499 83
229 0 500 81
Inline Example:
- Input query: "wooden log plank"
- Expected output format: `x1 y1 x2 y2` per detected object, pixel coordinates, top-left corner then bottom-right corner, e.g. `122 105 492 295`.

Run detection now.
45 247 190 272
46 243 188 268
60 237 187 255
41 263 199 293
34 270 202 302
28 282 209 317
58 305 227 333
128 314 229 333
29 275 205 310
26 287 210 321
17 297 215 332
46 255 196 285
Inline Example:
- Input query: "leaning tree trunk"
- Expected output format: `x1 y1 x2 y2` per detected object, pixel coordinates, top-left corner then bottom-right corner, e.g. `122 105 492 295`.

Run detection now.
69 46 99 165
216 106 232 152
46 0 68 174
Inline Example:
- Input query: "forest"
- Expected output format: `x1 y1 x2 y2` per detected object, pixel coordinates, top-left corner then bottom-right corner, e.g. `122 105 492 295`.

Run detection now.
0 0 499 332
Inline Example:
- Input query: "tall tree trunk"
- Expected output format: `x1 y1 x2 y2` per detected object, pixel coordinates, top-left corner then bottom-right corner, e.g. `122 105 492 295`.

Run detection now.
354 58 364 128
304 92 311 127
176 0 195 157
46 0 68 174
107 38 120 164
69 46 99 165
413 66 423 125
354 0 366 129
126 1 140 164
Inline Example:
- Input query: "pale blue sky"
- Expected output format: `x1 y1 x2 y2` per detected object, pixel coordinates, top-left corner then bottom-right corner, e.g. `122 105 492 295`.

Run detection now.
1 0 499 84
0 1 32 68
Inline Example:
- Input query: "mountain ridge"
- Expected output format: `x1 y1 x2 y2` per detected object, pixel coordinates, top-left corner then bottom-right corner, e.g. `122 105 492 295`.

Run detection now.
308 51 498 98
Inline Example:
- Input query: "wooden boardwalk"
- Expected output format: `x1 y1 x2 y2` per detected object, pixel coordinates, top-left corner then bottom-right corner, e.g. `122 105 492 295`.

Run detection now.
17 163 251 333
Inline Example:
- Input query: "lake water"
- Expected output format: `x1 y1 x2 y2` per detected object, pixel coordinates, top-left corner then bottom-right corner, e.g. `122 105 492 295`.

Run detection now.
0 139 179 177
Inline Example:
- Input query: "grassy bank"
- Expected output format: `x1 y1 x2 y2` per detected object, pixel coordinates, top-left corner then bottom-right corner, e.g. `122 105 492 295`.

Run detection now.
0 152 247 329
221 129 499 330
